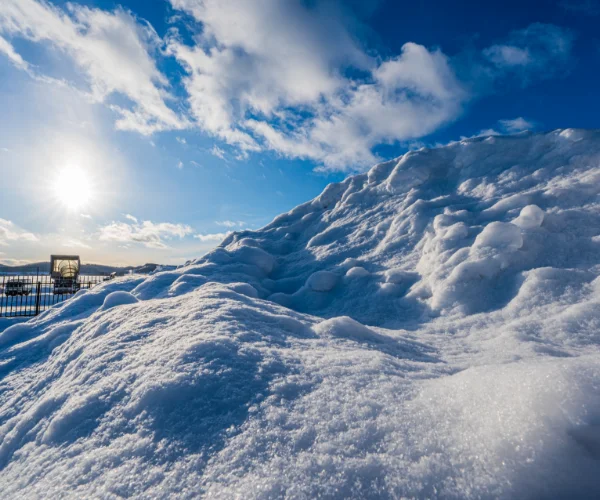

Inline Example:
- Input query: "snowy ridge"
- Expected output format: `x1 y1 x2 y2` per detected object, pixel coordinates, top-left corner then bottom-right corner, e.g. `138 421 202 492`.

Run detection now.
2 130 600 497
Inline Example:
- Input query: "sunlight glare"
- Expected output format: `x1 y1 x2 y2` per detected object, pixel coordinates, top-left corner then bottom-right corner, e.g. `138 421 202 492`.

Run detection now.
52 165 94 211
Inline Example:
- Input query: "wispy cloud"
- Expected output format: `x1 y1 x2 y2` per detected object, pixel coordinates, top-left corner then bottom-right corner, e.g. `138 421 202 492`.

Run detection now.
124 214 138 223
63 238 91 249
482 24 573 76
216 220 245 228
498 117 534 133
0 257 33 266
194 232 229 242
459 117 535 141
0 218 38 246
98 219 193 249
559 0 600 15
210 145 226 160
0 35 29 71
0 0 186 134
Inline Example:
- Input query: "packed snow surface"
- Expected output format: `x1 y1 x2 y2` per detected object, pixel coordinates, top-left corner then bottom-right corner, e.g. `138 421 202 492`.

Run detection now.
2 130 600 498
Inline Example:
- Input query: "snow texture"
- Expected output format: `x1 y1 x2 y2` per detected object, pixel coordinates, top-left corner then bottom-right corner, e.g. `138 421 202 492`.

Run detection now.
2 130 600 498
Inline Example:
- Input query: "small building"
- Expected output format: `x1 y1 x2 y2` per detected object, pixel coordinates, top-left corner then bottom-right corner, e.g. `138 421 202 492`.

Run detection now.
50 255 81 279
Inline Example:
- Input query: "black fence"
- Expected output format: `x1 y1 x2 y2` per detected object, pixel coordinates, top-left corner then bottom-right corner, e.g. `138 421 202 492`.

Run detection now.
0 275 106 318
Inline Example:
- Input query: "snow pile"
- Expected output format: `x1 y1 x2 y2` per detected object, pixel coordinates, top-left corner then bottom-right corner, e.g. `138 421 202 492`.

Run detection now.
2 130 600 497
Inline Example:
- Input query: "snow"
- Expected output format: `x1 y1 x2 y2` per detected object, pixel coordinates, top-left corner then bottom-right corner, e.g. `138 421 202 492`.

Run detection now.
2 129 600 497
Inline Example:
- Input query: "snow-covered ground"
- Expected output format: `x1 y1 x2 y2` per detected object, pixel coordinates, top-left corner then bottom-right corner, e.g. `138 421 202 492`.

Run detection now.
1 129 600 498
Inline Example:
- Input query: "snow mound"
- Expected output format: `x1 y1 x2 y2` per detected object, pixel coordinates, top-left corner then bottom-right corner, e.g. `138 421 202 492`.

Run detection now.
2 130 600 498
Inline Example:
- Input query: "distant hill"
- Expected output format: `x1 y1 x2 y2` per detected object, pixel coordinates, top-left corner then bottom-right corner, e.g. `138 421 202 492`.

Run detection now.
0 262 173 275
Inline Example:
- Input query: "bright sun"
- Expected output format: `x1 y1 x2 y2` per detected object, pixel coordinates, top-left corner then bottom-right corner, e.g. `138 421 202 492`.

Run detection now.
52 166 94 211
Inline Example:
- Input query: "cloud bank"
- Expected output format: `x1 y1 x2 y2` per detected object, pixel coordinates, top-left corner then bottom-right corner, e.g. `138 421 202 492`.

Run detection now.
0 219 38 246
98 218 193 249
0 0 575 171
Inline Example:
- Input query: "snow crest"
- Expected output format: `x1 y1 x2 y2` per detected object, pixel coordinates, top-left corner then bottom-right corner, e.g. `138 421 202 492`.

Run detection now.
2 130 600 497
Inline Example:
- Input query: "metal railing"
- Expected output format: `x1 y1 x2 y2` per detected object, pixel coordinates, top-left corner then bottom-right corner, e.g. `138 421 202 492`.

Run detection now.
0 274 106 318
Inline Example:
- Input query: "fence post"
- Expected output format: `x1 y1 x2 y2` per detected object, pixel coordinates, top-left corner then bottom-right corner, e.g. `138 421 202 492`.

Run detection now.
35 282 42 316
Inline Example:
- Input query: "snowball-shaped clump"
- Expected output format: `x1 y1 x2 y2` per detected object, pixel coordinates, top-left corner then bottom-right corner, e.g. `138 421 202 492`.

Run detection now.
102 291 139 310
346 266 370 278
306 271 339 292
313 316 386 344
513 204 545 230
474 222 523 251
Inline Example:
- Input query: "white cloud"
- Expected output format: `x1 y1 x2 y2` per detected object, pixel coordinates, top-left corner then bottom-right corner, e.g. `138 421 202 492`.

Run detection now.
98 219 193 249
124 214 138 223
194 232 229 242
249 42 466 170
0 218 38 246
210 145 226 160
80 213 92 219
0 257 33 266
0 35 29 70
167 0 467 170
460 117 535 141
63 238 91 249
167 2 571 171
0 1 575 172
498 117 534 133
176 160 184 169
216 220 245 228
0 0 186 134
167 0 369 153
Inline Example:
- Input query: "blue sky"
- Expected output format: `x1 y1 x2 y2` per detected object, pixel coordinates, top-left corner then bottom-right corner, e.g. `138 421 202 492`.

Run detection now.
0 0 598 266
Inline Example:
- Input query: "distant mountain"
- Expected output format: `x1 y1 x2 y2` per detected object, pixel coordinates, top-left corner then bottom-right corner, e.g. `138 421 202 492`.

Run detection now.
0 262 171 275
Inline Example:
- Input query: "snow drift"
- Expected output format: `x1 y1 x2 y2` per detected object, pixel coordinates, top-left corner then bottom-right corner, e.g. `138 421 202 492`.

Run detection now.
2 130 600 498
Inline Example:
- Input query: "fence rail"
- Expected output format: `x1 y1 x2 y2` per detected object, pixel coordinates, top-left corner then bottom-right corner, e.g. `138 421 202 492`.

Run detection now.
0 274 106 318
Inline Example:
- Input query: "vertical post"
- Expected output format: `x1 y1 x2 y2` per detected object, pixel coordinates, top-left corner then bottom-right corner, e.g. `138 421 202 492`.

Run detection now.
35 281 42 316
